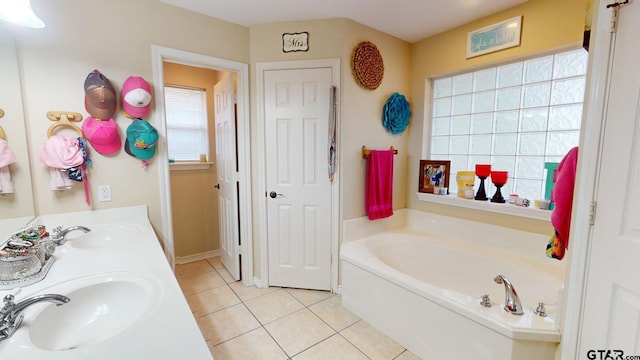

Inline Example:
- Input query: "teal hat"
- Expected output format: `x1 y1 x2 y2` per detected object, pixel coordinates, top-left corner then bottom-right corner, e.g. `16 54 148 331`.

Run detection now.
124 119 158 160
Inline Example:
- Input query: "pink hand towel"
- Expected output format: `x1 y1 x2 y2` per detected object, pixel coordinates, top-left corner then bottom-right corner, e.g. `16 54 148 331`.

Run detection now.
551 146 579 251
365 150 394 220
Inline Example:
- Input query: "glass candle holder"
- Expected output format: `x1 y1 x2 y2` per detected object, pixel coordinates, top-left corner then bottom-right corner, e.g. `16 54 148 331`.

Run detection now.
474 164 491 201
490 170 508 203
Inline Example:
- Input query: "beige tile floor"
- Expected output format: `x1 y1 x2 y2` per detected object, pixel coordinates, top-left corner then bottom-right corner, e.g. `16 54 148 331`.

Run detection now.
175 257 421 360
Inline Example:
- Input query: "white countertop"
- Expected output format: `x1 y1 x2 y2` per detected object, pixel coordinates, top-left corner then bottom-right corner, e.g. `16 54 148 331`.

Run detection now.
0 205 212 359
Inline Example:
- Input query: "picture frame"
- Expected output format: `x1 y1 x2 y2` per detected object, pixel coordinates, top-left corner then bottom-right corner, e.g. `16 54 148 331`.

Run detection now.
418 160 451 194
466 16 522 59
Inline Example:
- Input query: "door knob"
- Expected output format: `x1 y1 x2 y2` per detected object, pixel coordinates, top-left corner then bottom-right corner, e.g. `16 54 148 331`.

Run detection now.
214 184 220 189
269 191 284 198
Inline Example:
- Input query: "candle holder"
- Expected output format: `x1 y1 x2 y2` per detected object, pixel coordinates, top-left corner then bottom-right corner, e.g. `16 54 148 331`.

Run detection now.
490 171 508 203
474 164 491 201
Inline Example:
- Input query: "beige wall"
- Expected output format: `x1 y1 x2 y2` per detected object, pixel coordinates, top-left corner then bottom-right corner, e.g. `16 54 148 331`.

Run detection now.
11 0 248 241
164 62 226 257
0 24 33 218
170 168 219 256
341 20 411 220
407 0 588 235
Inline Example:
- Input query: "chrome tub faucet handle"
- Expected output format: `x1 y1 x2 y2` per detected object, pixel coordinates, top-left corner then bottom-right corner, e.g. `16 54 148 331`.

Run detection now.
494 274 524 315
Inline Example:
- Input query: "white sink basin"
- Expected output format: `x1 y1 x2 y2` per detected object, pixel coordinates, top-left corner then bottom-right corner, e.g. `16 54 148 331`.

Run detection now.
68 224 145 249
28 272 163 351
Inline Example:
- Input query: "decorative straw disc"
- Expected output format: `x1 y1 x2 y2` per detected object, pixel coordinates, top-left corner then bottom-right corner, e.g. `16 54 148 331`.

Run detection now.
351 41 384 90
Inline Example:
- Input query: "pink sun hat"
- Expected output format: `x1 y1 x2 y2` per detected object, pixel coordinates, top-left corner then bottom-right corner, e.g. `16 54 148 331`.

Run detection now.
121 76 152 119
82 116 121 155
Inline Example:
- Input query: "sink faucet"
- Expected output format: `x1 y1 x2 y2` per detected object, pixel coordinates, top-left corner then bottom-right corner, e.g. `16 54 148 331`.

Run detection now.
49 226 92 246
0 292 70 341
494 275 524 315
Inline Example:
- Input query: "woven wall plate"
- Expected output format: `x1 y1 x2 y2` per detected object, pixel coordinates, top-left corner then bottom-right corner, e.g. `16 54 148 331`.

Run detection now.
351 41 384 90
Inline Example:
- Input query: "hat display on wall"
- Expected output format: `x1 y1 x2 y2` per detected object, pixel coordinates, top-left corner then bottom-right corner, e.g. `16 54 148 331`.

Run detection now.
81 116 121 155
124 119 158 160
121 76 152 119
84 69 117 120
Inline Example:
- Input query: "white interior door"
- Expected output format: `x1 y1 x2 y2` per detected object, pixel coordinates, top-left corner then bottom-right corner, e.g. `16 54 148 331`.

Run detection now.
264 67 333 291
579 2 640 356
214 74 240 281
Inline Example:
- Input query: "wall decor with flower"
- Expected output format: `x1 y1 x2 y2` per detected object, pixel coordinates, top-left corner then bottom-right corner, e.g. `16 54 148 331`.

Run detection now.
382 92 411 135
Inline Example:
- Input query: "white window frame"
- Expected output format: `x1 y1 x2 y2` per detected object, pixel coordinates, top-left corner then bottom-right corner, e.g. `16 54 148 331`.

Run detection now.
419 48 588 221
164 85 211 170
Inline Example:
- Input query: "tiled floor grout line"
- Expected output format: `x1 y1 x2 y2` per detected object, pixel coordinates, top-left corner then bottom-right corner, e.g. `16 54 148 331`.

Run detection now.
332 320 378 360
209 275 360 359
206 264 304 357
224 281 292 357
335 331 374 360
229 283 339 358
291 296 375 359
179 258 413 359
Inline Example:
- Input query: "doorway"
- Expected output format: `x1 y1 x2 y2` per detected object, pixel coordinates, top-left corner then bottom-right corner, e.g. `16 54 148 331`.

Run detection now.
151 45 253 286
256 59 341 292
163 63 227 263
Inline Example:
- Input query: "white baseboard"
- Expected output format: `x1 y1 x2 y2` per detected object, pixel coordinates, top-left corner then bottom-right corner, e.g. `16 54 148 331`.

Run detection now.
175 250 221 264
253 277 266 288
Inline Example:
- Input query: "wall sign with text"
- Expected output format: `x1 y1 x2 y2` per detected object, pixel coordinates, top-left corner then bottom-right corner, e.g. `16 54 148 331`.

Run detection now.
467 16 522 58
282 32 309 53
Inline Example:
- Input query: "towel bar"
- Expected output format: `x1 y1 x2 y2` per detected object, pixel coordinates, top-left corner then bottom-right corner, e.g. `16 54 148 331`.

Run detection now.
362 145 398 159
46 111 84 138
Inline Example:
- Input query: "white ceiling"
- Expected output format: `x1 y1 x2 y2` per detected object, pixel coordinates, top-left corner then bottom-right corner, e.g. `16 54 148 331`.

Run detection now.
159 0 528 43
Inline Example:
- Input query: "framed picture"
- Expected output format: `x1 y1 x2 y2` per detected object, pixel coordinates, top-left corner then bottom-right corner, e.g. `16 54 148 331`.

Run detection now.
466 16 522 58
418 160 451 194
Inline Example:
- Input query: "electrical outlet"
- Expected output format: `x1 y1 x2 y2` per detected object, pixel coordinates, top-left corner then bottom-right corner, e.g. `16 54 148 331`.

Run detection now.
98 185 111 202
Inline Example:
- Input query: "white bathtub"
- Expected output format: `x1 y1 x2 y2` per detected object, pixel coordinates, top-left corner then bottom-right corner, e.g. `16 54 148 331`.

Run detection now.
341 210 565 360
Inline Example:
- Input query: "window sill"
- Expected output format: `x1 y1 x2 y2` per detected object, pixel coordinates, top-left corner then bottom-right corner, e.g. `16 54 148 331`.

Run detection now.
416 192 551 222
169 162 214 171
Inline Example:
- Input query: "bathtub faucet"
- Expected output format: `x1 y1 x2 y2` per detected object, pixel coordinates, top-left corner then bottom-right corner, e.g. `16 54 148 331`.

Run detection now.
493 275 523 315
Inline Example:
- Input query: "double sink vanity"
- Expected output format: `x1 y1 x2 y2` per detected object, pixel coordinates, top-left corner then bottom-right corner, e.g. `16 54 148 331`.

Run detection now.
0 205 212 359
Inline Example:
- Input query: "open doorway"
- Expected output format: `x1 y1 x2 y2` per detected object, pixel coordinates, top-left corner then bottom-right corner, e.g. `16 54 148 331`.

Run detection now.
163 63 228 263
151 45 253 286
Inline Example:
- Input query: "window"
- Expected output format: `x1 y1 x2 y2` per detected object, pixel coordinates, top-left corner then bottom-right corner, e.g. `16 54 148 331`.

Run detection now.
164 86 209 162
429 48 588 201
